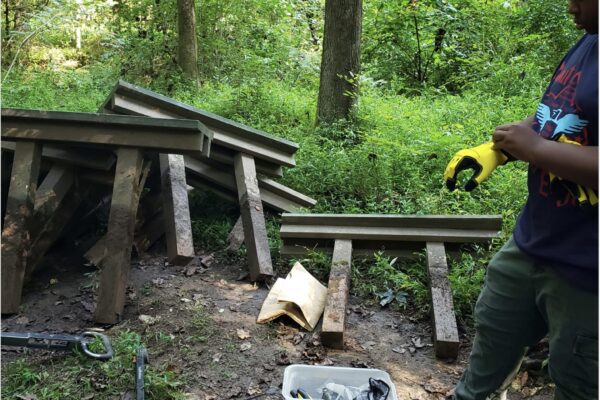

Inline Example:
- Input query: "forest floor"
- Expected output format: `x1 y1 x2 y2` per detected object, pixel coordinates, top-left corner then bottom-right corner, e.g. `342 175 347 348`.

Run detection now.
1 244 555 400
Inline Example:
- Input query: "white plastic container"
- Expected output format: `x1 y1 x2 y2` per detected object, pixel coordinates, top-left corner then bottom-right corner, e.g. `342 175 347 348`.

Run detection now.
281 364 398 400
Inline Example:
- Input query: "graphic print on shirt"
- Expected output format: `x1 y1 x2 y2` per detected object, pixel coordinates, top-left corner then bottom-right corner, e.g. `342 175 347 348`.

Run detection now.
532 62 592 206
534 63 590 144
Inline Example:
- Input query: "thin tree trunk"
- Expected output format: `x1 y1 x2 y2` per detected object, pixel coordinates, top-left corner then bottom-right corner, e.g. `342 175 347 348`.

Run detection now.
316 0 362 125
177 0 199 81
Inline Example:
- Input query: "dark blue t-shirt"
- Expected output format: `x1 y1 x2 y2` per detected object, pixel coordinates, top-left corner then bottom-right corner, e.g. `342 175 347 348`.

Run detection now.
513 34 598 291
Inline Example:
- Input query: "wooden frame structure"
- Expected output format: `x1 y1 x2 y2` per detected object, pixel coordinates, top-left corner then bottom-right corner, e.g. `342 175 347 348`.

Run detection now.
1 108 209 323
100 80 311 282
279 213 503 358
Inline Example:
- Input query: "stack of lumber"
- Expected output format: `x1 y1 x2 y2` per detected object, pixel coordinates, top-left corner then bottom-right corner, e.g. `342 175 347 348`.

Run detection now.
0 80 316 324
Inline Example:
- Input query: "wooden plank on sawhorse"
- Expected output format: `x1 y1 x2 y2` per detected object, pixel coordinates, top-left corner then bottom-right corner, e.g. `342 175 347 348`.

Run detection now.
159 154 194 265
95 148 145 324
1 141 42 314
321 239 352 349
234 153 273 281
426 242 459 358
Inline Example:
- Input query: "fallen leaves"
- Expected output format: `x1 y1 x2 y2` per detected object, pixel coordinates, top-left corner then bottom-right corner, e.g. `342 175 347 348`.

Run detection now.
236 329 251 340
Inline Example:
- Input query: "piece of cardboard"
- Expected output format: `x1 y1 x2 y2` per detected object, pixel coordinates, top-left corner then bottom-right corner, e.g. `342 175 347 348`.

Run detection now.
256 262 327 331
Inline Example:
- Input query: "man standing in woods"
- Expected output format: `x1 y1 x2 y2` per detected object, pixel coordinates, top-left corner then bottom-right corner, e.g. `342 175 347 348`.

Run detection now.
444 1 598 398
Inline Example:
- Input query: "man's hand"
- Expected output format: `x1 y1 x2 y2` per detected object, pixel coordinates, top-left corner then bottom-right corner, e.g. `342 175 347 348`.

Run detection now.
444 142 509 191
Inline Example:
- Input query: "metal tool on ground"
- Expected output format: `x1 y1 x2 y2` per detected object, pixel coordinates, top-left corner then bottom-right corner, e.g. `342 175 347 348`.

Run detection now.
0 331 113 360
136 346 149 400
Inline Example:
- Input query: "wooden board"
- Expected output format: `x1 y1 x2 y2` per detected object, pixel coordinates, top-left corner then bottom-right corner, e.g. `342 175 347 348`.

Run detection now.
226 216 245 252
234 153 273 281
1 141 42 313
2 108 209 156
426 242 459 358
321 239 352 349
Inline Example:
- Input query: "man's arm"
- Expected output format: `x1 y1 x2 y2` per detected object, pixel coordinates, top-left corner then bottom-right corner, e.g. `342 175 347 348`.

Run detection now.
492 115 598 189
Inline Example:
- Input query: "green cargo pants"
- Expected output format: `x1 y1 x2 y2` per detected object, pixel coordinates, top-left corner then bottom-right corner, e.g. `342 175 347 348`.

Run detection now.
454 236 598 400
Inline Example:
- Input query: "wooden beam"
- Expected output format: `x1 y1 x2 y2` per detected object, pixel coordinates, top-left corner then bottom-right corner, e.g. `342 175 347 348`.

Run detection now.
106 80 298 166
234 153 273 281
1 141 42 313
321 239 352 349
281 213 502 231
26 188 84 281
226 216 245 252
159 154 194 265
280 225 498 243
133 212 166 256
34 164 74 216
1 141 116 171
426 242 459 359
94 148 145 324
1 108 209 156
184 156 316 212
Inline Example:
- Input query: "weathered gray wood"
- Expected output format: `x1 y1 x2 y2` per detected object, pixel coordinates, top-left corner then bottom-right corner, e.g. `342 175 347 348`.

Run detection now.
185 177 238 203
321 239 352 349
1 141 42 313
207 147 283 178
234 153 273 281
84 235 108 267
26 188 84 281
184 156 316 212
159 154 194 265
133 212 166 256
1 141 116 171
106 80 298 166
226 216 245 252
281 225 498 243
426 242 459 359
34 164 74 216
95 148 145 324
281 213 502 231
1 108 208 156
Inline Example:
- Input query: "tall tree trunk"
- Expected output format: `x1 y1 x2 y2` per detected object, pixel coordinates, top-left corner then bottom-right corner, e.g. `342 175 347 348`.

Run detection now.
316 0 362 125
177 0 199 81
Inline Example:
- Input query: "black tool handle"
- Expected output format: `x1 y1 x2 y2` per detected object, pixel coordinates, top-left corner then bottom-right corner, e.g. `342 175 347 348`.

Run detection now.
136 346 149 400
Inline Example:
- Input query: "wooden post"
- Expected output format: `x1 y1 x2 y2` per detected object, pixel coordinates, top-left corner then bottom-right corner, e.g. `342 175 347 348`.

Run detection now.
233 153 273 281
226 216 245 252
34 164 74 217
24 166 80 280
159 154 194 265
94 148 144 324
426 242 459 358
1 141 42 313
321 239 353 349
133 212 166 256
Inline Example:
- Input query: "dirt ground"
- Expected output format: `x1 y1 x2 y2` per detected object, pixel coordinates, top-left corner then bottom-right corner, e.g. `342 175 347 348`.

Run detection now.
1 244 555 400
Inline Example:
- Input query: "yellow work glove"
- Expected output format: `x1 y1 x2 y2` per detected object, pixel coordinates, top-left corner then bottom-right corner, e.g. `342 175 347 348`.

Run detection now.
548 135 598 208
444 142 509 192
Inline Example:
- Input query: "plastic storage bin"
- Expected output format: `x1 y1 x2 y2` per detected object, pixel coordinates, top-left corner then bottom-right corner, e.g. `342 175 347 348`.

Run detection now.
281 364 398 400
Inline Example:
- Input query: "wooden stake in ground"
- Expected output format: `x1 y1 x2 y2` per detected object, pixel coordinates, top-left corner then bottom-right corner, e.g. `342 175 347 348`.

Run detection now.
1 141 42 313
426 241 459 358
94 148 145 324
321 239 353 349
159 154 194 265
233 153 273 281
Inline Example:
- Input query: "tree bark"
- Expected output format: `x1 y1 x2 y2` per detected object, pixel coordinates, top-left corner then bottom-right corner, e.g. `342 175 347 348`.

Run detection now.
177 0 199 81
316 0 362 125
